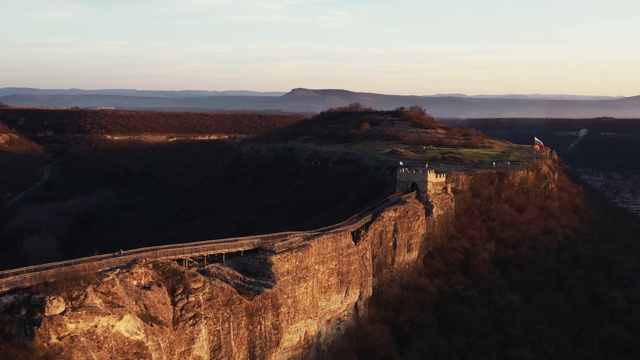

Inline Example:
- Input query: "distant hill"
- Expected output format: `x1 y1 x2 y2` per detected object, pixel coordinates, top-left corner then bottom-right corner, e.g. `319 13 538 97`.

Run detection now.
0 94 283 112
433 94 623 100
0 87 285 97
273 89 640 117
1 87 640 118
256 104 505 150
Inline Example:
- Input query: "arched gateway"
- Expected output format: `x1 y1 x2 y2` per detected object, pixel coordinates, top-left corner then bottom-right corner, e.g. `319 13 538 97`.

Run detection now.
396 166 446 202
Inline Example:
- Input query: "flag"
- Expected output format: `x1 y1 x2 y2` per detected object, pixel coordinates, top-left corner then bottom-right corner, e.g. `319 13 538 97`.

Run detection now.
534 137 544 149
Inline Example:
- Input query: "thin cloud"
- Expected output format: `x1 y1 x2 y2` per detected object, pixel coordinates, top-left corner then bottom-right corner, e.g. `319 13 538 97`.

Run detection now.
316 10 356 23
2 0 86 20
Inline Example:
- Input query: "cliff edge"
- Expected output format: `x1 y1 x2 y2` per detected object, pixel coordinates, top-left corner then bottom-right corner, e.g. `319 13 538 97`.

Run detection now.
6 158 636 360
1 197 427 359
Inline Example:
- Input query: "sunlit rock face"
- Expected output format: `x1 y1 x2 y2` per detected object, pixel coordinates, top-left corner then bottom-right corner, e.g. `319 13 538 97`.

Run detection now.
1 159 568 359
15 198 426 359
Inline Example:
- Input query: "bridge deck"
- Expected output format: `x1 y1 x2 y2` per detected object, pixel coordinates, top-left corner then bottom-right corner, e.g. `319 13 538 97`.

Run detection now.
0 193 409 294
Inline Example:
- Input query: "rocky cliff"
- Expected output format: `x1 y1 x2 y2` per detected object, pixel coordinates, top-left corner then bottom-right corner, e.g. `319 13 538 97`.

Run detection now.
0 195 428 359
2 160 569 359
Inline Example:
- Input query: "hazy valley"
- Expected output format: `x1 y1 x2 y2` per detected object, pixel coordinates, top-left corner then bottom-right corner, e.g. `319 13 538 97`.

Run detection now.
3 87 640 118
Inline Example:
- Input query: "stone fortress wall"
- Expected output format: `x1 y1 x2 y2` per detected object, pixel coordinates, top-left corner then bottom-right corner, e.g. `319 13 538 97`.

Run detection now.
396 167 447 202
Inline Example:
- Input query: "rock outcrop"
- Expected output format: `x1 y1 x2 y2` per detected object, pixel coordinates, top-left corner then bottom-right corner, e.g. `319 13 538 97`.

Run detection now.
1 160 562 359
42 296 66 317
2 197 426 359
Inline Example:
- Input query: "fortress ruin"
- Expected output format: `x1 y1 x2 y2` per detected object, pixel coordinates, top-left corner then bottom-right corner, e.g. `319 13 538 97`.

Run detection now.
396 167 447 202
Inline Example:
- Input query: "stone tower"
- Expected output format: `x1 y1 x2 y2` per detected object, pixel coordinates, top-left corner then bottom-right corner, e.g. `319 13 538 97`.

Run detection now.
396 167 446 202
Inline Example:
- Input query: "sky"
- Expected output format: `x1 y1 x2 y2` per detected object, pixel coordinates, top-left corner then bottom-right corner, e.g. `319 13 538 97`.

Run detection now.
1 0 639 96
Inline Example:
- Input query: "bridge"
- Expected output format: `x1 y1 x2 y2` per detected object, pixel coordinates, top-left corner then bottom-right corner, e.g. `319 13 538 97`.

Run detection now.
0 192 412 294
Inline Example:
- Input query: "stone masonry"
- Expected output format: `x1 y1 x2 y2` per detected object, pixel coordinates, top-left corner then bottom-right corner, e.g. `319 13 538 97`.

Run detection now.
396 167 446 202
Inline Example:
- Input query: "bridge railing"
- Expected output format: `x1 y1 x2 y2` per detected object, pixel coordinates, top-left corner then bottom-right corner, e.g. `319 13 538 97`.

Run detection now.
0 192 413 293
0 238 269 294
0 231 309 280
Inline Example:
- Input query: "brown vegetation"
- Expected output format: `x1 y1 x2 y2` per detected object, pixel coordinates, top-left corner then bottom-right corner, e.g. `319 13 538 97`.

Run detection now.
257 105 502 148
385 148 415 156
0 108 305 138
341 162 640 359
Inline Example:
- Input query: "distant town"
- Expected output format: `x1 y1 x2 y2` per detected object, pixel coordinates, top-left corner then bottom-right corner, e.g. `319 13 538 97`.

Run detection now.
578 169 640 217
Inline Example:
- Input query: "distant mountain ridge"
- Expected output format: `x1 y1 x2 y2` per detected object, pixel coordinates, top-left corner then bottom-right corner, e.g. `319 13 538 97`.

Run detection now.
431 93 624 100
1 87 639 118
0 87 286 98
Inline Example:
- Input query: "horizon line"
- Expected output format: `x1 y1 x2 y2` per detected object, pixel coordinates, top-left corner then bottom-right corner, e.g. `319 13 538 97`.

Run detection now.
0 86 633 99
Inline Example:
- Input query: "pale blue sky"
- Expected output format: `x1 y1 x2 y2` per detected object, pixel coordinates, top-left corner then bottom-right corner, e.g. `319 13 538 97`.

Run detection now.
2 0 639 95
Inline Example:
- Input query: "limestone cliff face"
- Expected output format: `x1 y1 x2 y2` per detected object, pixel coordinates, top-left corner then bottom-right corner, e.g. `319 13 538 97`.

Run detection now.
356 199 427 298
448 161 559 205
10 197 427 359
4 161 562 359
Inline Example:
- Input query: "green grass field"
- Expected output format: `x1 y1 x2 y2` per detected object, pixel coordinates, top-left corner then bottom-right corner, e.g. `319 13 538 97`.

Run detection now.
397 145 533 163
282 140 535 170
337 142 534 164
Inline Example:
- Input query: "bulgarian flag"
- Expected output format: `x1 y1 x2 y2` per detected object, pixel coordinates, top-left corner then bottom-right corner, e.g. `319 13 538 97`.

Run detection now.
534 137 545 149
